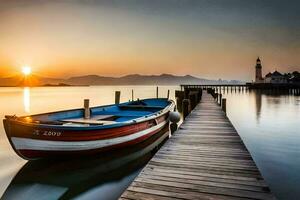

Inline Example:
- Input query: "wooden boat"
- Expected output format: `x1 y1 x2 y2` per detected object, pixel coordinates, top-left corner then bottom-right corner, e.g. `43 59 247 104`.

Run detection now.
2 127 170 199
3 98 175 160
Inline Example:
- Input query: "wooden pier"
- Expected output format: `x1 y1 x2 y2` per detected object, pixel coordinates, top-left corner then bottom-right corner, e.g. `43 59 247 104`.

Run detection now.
120 93 275 200
181 84 300 95
180 84 249 91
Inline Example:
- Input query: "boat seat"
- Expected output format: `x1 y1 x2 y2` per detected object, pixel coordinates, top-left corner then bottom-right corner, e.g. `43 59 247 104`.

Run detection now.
61 118 115 125
61 115 115 125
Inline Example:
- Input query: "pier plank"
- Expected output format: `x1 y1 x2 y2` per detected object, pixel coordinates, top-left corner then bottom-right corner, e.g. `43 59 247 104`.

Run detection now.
120 93 276 200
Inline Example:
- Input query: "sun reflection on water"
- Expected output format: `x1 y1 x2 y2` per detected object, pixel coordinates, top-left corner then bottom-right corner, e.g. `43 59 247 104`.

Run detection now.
23 87 30 113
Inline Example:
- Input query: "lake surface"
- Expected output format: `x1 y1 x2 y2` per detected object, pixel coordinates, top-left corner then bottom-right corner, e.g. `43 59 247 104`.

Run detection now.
0 86 299 200
222 89 300 200
0 86 176 200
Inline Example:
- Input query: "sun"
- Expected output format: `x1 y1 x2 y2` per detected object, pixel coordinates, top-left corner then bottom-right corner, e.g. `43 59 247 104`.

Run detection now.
22 66 32 76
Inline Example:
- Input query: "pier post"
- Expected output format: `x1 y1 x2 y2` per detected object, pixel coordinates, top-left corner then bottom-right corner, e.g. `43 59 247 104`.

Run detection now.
218 94 222 106
131 89 134 101
167 89 170 99
189 92 197 110
115 91 121 104
175 90 184 113
198 89 202 101
222 98 226 115
84 99 90 119
156 86 159 98
194 88 202 102
207 88 212 94
184 88 190 99
182 99 190 119
170 123 178 135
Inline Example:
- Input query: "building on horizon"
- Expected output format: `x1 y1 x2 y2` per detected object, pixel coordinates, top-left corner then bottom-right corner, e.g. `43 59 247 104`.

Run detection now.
264 71 287 84
254 57 289 84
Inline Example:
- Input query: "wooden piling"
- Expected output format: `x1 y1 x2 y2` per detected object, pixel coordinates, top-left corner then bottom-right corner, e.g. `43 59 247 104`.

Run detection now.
175 90 184 113
207 88 211 94
188 92 197 110
218 93 222 106
215 93 218 101
156 86 159 98
167 89 170 99
170 122 178 135
115 91 121 104
222 98 226 114
131 89 134 101
198 89 202 101
84 99 90 119
184 88 190 99
182 99 190 119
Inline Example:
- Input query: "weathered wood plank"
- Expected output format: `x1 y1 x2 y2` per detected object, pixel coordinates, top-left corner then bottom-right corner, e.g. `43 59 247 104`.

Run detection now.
126 185 247 200
145 164 266 182
132 180 273 200
142 167 268 187
138 174 266 192
128 185 251 200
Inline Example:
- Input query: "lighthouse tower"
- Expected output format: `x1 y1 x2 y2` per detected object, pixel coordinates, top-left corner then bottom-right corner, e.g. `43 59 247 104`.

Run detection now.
255 57 263 83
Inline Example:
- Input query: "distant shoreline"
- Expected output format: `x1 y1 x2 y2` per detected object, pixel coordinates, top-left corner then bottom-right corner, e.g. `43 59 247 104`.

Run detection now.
0 74 245 87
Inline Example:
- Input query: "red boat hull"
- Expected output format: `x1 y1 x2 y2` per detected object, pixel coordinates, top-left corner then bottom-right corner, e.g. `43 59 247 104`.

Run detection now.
4 114 170 160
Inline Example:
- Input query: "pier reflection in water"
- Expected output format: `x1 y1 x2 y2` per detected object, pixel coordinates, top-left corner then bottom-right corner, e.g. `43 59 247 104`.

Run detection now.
1 127 169 200
222 89 300 200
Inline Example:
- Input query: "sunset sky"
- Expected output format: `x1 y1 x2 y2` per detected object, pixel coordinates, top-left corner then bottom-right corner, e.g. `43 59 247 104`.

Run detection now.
0 0 299 81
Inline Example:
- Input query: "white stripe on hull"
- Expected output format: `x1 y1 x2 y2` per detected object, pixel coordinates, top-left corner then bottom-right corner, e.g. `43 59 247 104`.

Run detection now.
11 121 167 151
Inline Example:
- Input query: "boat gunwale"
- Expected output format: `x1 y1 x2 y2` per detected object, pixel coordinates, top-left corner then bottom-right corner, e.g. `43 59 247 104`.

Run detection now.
4 98 175 131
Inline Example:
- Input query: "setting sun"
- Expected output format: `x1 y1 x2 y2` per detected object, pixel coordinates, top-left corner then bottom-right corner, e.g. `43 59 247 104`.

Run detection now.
22 66 32 76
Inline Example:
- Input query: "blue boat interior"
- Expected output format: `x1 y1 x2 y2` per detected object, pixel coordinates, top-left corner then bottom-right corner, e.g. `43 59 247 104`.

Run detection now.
22 98 171 126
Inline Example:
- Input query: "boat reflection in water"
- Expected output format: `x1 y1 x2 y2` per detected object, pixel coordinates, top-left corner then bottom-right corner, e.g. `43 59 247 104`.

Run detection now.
1 126 169 200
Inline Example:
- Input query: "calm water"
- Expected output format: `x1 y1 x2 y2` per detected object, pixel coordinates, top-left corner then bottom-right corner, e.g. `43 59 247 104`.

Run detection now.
222 89 300 200
0 86 177 200
0 86 299 199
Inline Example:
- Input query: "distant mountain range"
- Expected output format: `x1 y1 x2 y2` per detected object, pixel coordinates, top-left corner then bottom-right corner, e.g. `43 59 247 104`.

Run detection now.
0 74 244 86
